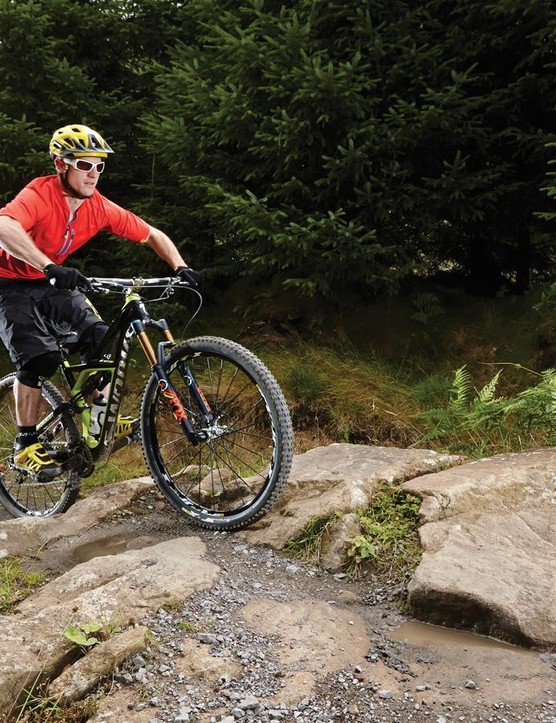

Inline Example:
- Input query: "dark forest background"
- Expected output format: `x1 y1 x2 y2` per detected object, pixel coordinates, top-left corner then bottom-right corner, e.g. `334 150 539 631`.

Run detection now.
1 0 555 306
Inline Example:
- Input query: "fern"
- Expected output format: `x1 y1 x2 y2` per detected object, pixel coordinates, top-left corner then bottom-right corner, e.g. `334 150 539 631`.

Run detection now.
476 369 502 403
416 365 556 455
450 365 473 414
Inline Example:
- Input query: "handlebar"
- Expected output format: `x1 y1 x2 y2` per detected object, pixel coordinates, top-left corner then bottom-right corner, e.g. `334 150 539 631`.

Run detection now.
82 274 202 334
86 276 193 294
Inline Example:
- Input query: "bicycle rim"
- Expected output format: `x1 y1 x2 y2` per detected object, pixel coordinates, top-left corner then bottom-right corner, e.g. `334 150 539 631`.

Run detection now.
141 336 293 530
0 374 80 517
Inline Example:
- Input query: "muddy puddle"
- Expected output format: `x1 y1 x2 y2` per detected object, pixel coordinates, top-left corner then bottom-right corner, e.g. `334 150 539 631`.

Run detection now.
390 620 535 655
71 532 146 564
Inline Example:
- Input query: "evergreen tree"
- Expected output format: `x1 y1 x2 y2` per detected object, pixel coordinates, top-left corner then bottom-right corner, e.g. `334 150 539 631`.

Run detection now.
143 0 556 298
538 9 556 228
425 0 556 293
1 0 554 292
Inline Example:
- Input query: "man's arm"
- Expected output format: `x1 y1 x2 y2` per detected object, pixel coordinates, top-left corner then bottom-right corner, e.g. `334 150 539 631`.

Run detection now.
0 215 52 271
145 226 190 271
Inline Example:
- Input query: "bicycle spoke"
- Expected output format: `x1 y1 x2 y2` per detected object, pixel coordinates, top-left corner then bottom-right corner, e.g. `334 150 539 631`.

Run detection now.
141 337 293 529
0 375 80 517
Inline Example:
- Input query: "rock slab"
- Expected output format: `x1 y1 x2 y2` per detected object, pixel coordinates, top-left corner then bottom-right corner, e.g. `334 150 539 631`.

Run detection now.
0 531 219 712
403 448 556 648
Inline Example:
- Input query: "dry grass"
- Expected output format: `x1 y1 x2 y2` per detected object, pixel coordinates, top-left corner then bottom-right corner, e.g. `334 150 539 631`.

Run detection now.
263 344 423 448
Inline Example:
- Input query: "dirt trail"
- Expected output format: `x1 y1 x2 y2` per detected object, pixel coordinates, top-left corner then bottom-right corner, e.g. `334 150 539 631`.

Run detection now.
16 491 556 723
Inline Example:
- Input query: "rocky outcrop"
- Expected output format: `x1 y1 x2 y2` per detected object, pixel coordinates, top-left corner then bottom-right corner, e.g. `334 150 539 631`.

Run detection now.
402 448 556 649
240 443 556 650
239 443 462 549
1 442 555 717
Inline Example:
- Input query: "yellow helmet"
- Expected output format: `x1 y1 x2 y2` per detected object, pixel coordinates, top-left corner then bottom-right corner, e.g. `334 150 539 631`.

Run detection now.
49 124 114 159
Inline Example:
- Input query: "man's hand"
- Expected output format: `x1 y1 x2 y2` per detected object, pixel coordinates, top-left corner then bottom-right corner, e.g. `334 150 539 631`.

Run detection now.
44 264 92 292
175 266 200 289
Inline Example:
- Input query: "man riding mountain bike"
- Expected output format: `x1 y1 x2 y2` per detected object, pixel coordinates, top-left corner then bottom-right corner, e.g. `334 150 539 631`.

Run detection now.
0 123 199 480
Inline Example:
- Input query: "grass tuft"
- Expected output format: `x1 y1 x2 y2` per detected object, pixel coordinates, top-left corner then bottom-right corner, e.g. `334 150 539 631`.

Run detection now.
0 558 46 614
346 483 423 583
285 484 422 585
284 514 338 565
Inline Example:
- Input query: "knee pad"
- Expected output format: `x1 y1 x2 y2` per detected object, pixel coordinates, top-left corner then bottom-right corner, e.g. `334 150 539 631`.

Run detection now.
17 351 62 387
80 322 109 362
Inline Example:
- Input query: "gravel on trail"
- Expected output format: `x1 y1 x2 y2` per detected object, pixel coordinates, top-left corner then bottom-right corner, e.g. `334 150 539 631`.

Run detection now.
80 505 556 723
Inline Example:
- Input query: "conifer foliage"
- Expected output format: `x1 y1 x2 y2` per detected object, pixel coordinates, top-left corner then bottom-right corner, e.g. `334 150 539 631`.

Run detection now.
0 0 554 292
143 0 556 296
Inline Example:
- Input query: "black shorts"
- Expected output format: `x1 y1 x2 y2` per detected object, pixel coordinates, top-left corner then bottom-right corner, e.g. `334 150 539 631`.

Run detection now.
0 280 104 369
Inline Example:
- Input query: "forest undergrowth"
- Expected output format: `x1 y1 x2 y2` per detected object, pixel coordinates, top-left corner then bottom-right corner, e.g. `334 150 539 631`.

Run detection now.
252 281 556 460
18 281 556 493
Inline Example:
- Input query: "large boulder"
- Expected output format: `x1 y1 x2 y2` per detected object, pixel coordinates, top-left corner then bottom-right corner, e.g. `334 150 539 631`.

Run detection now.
403 448 556 649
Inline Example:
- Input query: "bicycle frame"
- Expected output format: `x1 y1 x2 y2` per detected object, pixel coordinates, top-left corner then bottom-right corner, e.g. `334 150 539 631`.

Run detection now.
46 278 212 464
0 275 293 525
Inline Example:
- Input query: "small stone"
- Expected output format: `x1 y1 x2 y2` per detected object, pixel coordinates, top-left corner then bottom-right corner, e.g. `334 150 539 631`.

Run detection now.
131 655 146 669
134 668 147 682
239 694 260 710
197 633 219 645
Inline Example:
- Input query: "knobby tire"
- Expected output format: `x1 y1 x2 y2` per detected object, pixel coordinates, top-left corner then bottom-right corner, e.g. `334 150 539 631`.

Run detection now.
0 374 81 517
140 336 294 531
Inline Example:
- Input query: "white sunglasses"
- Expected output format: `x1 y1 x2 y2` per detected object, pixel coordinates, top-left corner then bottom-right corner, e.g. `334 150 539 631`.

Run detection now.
63 157 106 173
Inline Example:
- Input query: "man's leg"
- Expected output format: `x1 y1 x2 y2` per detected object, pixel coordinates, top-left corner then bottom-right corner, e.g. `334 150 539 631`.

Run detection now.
12 354 62 478
0 285 64 477
14 378 42 426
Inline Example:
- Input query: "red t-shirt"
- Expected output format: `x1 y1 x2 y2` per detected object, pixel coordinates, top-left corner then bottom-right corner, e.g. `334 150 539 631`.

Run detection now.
0 175 150 280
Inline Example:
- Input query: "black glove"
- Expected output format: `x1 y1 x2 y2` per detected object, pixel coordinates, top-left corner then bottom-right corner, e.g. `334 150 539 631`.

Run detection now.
44 264 92 292
175 266 200 289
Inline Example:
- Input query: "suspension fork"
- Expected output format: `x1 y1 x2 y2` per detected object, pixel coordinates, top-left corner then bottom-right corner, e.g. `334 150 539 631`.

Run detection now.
133 320 213 443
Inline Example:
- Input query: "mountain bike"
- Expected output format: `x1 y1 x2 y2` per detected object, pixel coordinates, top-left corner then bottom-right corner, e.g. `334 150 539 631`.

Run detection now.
0 277 294 529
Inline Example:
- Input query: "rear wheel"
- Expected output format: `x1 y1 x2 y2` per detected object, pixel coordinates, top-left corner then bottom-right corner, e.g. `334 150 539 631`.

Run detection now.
141 336 293 530
0 374 81 517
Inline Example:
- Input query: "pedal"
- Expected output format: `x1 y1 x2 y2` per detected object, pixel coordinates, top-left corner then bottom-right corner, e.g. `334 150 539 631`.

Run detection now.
49 443 94 477
112 418 140 453
49 448 72 464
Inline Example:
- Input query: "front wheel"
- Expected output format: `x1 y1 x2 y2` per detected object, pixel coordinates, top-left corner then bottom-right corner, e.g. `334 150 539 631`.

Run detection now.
141 336 294 530
0 374 81 517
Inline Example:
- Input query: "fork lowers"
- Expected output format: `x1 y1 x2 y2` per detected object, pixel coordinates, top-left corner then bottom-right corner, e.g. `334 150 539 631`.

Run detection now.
140 335 294 531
